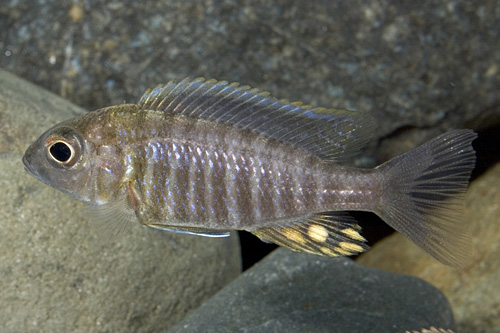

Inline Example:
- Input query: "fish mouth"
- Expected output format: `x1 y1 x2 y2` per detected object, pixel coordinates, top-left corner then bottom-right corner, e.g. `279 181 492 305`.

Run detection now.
22 154 38 178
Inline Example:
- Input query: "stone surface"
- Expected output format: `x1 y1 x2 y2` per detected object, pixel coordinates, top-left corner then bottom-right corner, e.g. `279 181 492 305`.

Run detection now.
357 162 500 333
1 1 499 165
0 69 241 332
171 248 456 333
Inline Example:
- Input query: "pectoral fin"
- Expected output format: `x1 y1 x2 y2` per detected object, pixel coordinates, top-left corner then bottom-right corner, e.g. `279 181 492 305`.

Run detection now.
85 195 138 240
85 181 142 240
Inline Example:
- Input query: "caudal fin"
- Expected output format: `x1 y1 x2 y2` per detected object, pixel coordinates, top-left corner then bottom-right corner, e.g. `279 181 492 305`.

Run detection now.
376 129 477 267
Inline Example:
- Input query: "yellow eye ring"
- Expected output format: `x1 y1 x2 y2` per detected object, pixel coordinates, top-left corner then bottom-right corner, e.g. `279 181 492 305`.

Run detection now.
48 140 75 164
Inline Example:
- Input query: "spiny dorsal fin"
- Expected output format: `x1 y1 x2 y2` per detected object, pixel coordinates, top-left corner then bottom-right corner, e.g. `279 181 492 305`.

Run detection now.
138 78 375 162
251 212 369 257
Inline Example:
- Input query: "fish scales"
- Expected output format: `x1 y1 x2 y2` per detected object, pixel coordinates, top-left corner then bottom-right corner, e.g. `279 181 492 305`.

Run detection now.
106 106 378 230
23 77 477 267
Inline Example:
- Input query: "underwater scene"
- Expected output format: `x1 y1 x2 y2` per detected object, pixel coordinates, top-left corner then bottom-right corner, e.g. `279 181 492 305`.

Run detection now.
1 1 500 332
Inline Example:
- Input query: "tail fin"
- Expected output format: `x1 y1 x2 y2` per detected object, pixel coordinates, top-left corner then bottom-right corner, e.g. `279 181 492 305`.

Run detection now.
376 129 477 267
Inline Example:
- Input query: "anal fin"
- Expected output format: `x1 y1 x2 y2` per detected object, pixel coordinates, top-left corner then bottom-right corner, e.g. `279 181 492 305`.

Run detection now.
251 212 369 257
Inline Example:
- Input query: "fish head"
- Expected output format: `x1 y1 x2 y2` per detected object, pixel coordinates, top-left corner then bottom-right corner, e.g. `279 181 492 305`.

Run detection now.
23 120 96 204
24 105 138 207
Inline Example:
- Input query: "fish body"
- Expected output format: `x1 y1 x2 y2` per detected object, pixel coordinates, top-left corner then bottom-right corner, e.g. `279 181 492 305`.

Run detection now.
23 78 476 267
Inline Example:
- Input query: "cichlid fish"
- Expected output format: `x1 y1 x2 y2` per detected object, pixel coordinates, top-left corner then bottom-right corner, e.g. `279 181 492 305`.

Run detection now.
23 78 476 267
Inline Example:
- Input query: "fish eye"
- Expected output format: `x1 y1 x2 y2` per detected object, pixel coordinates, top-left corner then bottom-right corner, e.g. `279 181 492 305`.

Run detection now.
44 127 85 169
49 141 74 163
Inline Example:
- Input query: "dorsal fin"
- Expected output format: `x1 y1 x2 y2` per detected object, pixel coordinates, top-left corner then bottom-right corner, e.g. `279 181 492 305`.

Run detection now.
138 78 375 162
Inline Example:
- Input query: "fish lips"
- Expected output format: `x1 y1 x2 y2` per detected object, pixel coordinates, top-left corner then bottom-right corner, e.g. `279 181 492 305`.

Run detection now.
22 142 46 183
22 149 68 193
22 151 40 180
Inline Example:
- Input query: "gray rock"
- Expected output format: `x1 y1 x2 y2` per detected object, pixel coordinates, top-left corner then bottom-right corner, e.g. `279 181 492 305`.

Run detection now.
0 69 241 332
171 249 456 333
1 1 499 164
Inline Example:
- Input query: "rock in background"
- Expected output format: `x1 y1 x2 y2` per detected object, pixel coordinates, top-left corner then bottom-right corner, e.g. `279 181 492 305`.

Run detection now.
0 69 241 332
357 162 500 333
1 1 500 331
170 249 457 333
1 0 499 163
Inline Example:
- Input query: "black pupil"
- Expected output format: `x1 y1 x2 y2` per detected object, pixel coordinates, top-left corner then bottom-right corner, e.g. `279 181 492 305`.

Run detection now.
50 142 72 162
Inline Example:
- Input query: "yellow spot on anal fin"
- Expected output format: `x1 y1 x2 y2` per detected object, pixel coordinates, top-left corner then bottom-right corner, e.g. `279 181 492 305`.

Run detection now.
339 241 365 254
320 246 341 257
284 229 307 245
334 246 352 256
307 224 329 243
341 227 366 241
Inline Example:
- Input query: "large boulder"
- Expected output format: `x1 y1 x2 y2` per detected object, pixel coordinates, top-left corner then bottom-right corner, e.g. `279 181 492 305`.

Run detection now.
171 249 456 333
0 69 241 332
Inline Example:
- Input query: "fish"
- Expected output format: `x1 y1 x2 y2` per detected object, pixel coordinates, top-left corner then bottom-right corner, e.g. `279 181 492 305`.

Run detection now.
22 77 477 267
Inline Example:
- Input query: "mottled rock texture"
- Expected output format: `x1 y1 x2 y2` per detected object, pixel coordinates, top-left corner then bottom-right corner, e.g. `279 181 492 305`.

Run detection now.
1 1 499 330
0 69 241 332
